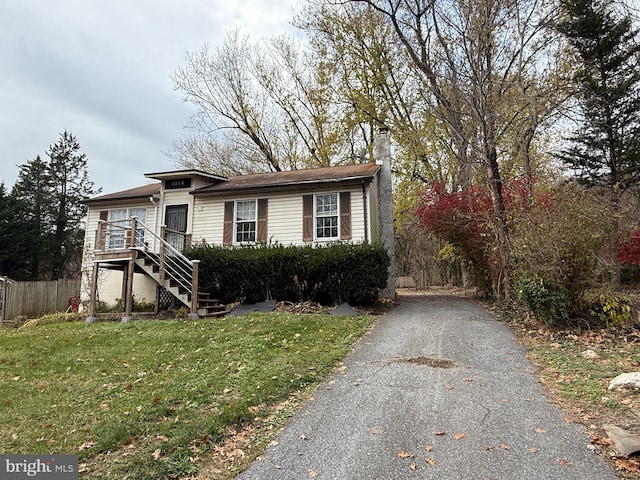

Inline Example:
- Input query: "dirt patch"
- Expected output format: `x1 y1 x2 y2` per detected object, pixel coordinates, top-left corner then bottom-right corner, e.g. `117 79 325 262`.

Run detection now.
396 356 456 368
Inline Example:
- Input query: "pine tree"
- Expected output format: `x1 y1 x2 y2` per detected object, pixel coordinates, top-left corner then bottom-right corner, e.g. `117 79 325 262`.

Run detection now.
556 0 640 285
12 155 53 279
12 132 99 279
0 183 38 280
46 131 99 279
556 0 640 194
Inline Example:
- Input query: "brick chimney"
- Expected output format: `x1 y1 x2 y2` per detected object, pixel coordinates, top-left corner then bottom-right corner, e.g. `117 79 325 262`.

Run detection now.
375 126 396 299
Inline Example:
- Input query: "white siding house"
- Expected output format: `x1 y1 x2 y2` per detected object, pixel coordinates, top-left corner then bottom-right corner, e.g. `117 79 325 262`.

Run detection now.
80 160 391 321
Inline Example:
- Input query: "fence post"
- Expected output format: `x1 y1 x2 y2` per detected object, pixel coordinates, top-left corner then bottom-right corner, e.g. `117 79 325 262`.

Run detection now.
188 260 200 320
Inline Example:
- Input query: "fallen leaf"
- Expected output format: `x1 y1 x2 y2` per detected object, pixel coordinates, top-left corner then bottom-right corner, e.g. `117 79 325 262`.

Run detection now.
371 428 380 435
446 385 454 390
157 435 169 442
152 448 161 460
591 436 612 446
299 434 309 441
454 433 465 440
426 457 436 466
557 458 571 467
435 431 446 436
464 377 473 382
486 446 495 451
397 451 414 458
409 462 417 470
615 457 640 473
528 447 538 453
425 445 434 452
78 441 94 451
535 427 546 434
500 444 510 450
563 417 573 423
309 469 318 477
98 401 109 410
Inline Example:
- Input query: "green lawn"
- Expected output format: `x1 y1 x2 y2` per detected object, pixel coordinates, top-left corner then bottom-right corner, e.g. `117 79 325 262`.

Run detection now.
0 312 376 479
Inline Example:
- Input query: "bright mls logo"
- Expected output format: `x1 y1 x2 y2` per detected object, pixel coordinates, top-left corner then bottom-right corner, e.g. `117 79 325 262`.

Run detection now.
0 455 78 479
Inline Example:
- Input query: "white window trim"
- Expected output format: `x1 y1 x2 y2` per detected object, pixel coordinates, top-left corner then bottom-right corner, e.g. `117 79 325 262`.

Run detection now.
107 207 147 249
234 199 258 244
314 193 340 241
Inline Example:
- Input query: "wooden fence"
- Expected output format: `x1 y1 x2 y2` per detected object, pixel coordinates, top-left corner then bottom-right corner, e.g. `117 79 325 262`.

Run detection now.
1 278 81 322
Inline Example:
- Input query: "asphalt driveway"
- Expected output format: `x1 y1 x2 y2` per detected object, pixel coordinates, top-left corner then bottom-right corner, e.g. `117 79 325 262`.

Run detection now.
237 294 617 479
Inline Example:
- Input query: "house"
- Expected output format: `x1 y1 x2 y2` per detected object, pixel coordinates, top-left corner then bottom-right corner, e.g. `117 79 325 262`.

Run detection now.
80 130 395 321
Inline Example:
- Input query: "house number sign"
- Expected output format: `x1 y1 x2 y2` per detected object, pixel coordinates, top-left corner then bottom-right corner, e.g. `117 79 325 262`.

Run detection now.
165 178 192 189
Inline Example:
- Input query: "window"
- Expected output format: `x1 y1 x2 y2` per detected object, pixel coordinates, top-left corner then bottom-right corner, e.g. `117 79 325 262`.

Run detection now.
303 192 351 243
235 200 257 243
315 193 339 239
107 208 147 249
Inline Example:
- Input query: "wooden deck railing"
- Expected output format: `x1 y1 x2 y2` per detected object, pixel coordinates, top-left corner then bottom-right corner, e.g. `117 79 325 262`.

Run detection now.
92 218 199 315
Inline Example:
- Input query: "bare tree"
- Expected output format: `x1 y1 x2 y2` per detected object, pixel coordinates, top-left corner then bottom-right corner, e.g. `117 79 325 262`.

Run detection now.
346 0 563 298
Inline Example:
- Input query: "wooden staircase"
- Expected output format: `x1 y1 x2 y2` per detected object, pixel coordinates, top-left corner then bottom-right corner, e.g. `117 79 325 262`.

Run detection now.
88 217 227 319
135 250 226 317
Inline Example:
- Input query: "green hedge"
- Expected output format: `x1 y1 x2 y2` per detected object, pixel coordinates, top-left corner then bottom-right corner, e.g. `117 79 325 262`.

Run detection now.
185 243 390 306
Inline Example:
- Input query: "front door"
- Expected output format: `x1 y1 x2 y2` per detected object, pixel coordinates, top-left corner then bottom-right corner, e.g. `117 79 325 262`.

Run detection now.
164 205 188 252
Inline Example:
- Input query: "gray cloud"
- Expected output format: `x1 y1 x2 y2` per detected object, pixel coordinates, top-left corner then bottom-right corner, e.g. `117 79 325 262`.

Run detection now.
0 0 297 193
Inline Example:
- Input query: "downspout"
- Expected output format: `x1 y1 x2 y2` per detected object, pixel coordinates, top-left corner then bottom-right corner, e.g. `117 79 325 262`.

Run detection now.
362 181 369 243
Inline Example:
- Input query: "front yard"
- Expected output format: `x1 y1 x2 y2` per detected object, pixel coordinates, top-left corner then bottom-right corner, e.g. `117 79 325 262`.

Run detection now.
0 312 376 479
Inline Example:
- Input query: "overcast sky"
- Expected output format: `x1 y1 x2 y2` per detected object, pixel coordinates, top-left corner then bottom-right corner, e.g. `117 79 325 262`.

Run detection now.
0 0 300 195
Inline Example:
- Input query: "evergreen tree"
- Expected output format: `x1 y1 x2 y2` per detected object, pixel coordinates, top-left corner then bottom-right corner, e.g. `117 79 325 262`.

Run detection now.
0 183 38 280
46 131 99 279
556 0 640 284
556 0 640 194
12 155 52 279
12 132 99 279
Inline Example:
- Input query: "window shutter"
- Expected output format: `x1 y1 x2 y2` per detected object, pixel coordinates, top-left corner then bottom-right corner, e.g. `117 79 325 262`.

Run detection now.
257 198 268 243
303 195 313 242
340 191 352 240
223 201 234 246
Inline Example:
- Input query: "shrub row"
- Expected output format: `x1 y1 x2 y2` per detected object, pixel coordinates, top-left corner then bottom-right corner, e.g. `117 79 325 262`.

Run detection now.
185 242 390 306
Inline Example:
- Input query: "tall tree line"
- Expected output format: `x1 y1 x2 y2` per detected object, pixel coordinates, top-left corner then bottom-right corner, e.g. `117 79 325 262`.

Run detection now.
1 131 99 281
170 0 640 298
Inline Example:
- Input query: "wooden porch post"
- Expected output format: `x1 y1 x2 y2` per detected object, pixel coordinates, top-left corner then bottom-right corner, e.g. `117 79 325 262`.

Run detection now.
188 260 200 320
122 250 137 323
85 261 99 323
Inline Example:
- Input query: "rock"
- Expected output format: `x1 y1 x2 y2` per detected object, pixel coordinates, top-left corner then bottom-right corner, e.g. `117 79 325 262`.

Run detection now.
608 372 640 391
604 424 640 457
581 349 599 359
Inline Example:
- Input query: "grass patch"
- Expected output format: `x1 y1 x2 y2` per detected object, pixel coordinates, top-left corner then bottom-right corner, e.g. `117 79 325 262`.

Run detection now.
0 312 376 479
508 320 640 478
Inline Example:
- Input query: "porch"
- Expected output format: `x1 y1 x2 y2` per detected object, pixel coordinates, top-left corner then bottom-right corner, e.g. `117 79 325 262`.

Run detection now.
86 217 225 322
